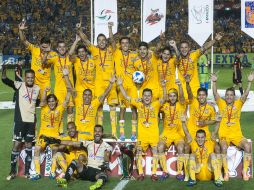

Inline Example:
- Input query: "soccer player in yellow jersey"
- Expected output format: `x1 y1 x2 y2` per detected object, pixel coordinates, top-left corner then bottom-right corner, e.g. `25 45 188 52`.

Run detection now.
181 115 223 187
50 122 87 179
18 21 52 99
157 80 187 180
31 69 72 180
75 74 116 141
77 22 118 136
133 42 160 100
114 36 138 141
117 77 166 181
177 33 223 100
211 72 254 181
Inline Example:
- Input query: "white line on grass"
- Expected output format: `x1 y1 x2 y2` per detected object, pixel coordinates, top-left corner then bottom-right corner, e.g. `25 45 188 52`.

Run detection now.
112 180 129 190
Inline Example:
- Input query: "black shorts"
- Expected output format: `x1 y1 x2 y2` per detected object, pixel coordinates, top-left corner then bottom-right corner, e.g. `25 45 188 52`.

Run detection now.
233 71 242 84
13 120 36 142
78 166 104 182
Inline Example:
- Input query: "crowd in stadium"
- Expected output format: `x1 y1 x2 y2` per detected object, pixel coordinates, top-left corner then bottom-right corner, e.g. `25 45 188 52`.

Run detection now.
1 0 253 190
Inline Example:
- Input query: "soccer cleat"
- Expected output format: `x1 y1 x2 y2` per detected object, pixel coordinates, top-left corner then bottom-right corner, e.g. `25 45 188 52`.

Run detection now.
30 173 41 180
119 135 125 141
151 174 158 181
137 174 145 181
49 172 56 180
176 174 185 181
184 174 189 182
160 172 169 181
6 173 16 181
214 179 223 187
223 173 229 181
57 178 67 188
187 179 197 187
89 179 103 190
130 134 136 141
242 171 250 181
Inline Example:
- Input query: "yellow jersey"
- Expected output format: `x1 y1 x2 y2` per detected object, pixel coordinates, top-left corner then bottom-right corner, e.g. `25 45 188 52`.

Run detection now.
187 99 215 137
39 104 65 137
27 43 51 85
114 48 137 87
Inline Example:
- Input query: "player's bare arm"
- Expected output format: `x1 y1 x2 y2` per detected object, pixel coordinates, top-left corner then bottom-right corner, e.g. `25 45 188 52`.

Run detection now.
39 87 51 107
62 68 72 107
76 22 92 48
154 31 166 58
159 79 167 104
211 113 221 142
168 40 180 59
180 114 192 143
18 21 30 47
68 34 81 62
1 65 16 90
176 79 185 104
185 74 194 101
200 32 223 54
117 76 131 101
241 71 254 102
210 73 220 101
98 74 116 103
108 22 116 51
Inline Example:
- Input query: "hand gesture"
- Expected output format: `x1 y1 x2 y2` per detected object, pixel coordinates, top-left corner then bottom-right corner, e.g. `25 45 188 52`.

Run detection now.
116 76 123 86
180 114 187 122
109 73 116 84
210 73 218 82
132 25 138 34
44 87 51 92
184 74 191 83
175 79 181 86
215 32 223 41
75 34 81 42
160 31 166 40
76 22 82 30
168 40 176 47
247 71 254 82
160 78 167 87
108 22 114 28
215 112 222 122
19 21 27 30
62 68 69 76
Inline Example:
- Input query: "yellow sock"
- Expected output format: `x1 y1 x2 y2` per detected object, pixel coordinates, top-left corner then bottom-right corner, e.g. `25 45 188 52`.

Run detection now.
57 153 67 172
243 153 251 173
211 158 220 180
189 159 196 180
110 110 116 136
67 113 74 123
222 154 228 174
152 154 158 175
158 153 167 173
131 120 137 135
97 109 103 125
137 154 143 175
177 154 185 175
34 156 40 174
51 155 57 173
119 120 125 136
184 154 189 178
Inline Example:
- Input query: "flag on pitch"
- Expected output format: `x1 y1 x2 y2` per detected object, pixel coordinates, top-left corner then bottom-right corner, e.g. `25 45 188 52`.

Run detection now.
241 0 254 39
93 0 117 45
142 0 166 43
188 0 213 46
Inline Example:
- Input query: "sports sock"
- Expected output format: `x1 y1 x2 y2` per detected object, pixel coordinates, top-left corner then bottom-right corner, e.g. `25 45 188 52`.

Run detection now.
110 110 117 136
119 120 125 136
177 154 185 175
34 156 40 174
57 153 67 172
10 151 20 174
152 154 158 175
211 157 220 180
136 154 143 175
65 160 77 181
221 154 228 174
189 159 196 180
25 148 32 174
158 153 167 173
97 109 103 125
243 153 251 173
183 154 189 178
131 120 137 135
239 87 243 95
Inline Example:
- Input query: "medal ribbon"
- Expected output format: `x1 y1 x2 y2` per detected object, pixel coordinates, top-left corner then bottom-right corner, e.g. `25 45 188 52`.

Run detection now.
141 59 148 75
199 146 205 164
198 103 207 120
161 61 169 80
50 112 55 127
93 142 102 160
82 104 91 120
143 106 150 124
25 86 33 104
58 56 67 70
121 51 129 72
181 54 190 76
80 58 89 76
99 49 107 69
169 105 176 124
227 103 234 123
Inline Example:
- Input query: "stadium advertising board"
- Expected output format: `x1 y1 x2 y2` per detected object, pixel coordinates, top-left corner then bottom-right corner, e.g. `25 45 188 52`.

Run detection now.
212 53 254 65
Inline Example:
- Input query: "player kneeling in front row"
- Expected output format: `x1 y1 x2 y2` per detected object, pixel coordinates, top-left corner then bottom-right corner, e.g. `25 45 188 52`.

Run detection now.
157 80 187 180
181 115 223 187
49 122 87 179
43 125 112 190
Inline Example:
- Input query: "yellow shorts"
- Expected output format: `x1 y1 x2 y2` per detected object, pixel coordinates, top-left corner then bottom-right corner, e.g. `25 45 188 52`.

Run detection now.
118 85 138 108
137 136 159 151
65 150 87 165
55 90 74 107
195 163 213 181
160 132 184 147
219 134 245 147
95 83 118 105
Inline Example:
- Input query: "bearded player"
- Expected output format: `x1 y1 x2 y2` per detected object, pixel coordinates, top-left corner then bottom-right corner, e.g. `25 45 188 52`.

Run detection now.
117 77 166 181
77 22 118 137
211 72 254 181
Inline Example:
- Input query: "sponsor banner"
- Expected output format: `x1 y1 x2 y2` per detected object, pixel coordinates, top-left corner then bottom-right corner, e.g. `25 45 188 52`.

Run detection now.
188 0 213 46
93 0 117 45
241 0 254 39
142 0 166 43
1 55 20 65
207 53 254 65
18 141 252 179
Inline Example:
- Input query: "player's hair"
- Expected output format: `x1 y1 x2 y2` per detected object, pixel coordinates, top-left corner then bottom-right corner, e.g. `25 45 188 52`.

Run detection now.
197 88 208 96
57 40 65 46
180 40 189 46
83 88 92 95
46 94 58 103
25 69 35 76
40 36 51 44
142 88 153 95
162 46 171 53
226 87 235 95
67 121 76 129
97 33 107 41
94 124 104 132
119 36 130 44
76 44 88 54
139 41 149 49
196 129 206 136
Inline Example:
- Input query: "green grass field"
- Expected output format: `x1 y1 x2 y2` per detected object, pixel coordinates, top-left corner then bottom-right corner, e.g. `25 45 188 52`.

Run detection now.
0 67 254 190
